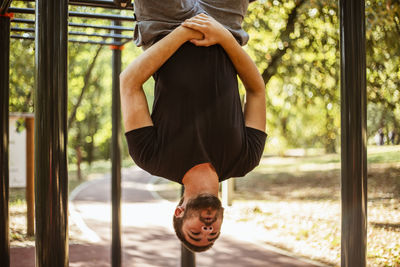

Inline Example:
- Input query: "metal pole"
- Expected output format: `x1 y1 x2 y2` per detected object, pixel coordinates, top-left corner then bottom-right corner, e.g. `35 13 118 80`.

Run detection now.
221 179 234 207
339 0 367 266
26 116 35 236
34 0 69 266
181 245 196 267
180 187 196 267
111 20 122 267
0 11 11 267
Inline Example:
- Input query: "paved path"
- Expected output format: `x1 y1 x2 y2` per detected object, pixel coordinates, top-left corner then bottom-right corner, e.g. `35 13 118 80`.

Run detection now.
11 167 326 267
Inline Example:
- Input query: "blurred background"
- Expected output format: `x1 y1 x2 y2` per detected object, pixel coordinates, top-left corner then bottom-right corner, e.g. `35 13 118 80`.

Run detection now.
8 0 400 266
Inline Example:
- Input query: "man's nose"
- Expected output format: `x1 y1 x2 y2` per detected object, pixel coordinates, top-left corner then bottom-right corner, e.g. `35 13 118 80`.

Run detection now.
202 226 213 232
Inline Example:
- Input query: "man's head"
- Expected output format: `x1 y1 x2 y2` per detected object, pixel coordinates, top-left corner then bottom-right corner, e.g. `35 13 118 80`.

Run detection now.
173 193 224 252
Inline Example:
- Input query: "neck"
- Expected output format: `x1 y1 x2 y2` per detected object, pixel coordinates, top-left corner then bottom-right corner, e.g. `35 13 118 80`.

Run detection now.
181 163 219 206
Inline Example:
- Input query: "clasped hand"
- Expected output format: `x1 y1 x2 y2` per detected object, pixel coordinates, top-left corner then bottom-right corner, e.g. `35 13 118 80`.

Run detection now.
181 13 231 47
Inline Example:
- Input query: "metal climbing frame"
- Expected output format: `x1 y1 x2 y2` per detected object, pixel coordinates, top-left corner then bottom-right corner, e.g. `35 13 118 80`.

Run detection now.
0 0 367 266
0 1 136 266
339 0 367 266
0 2 12 266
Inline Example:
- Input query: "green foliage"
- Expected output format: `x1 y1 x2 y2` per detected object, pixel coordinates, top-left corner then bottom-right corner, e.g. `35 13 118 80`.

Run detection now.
245 0 340 152
242 0 400 151
9 1 35 113
366 0 400 144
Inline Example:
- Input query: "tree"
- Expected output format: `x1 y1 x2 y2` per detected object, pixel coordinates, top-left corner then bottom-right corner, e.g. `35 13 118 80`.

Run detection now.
244 0 340 152
366 0 400 143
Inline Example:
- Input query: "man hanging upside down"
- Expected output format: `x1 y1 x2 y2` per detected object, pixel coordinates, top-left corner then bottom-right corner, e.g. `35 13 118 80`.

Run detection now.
120 0 266 252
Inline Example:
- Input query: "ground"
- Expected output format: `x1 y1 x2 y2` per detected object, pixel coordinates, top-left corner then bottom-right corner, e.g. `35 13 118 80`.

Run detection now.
9 145 400 267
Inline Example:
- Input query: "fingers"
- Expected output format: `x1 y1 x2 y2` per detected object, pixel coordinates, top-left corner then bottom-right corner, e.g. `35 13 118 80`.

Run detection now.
187 17 208 24
190 38 210 47
184 17 209 26
189 13 211 23
197 13 209 19
181 21 207 32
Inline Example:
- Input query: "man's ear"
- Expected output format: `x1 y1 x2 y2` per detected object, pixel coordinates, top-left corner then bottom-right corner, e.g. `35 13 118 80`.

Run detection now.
174 206 185 218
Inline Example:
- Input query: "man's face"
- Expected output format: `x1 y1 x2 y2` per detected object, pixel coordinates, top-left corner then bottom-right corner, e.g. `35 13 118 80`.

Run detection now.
178 194 224 247
181 207 223 247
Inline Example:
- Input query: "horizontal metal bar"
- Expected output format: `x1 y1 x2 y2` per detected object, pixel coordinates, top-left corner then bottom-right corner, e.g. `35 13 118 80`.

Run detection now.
8 7 33 15
69 22 134 31
11 27 132 40
69 31 132 39
69 10 135 21
11 34 125 46
69 0 133 10
11 19 135 32
10 34 33 40
70 38 124 45
8 7 135 21
11 27 34 32
11 18 34 24
13 0 133 10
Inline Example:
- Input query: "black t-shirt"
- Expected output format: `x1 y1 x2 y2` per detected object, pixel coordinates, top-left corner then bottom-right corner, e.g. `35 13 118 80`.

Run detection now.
125 42 267 184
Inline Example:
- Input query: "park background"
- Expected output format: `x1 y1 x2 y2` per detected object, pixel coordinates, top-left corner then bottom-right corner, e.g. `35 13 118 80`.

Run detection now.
7 0 400 266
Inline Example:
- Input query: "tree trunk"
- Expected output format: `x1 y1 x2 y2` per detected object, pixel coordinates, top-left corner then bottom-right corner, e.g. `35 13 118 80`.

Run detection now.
260 0 306 85
324 111 337 154
76 146 82 181
393 117 400 145
87 133 94 166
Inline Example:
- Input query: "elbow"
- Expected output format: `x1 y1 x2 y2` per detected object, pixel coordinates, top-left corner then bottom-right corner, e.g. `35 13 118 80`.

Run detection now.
120 68 141 95
254 77 266 94
119 70 128 92
244 75 265 96
120 68 131 89
247 83 265 97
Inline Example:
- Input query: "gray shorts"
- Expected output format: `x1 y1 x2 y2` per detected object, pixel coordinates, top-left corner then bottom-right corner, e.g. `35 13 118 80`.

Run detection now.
133 0 251 49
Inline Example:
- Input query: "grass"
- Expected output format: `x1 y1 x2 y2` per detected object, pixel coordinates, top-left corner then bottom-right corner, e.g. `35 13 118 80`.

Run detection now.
230 145 400 267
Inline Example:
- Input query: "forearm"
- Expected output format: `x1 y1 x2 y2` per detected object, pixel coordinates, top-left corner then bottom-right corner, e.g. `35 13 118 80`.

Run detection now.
221 33 266 131
219 34 265 97
120 26 197 89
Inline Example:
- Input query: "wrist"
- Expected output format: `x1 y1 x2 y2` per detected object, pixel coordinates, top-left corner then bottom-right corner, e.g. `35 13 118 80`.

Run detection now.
219 29 236 48
173 25 193 42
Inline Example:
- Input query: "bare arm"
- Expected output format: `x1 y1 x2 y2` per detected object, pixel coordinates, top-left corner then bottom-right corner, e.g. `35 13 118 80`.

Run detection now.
182 14 266 132
120 26 203 132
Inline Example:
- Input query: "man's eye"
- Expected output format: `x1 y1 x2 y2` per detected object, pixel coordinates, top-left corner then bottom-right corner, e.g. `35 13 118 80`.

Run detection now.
191 231 200 235
210 232 217 236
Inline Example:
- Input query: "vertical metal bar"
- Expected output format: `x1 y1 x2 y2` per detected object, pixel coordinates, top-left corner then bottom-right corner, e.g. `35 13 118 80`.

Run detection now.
221 179 234 207
26 116 35 236
0 0 13 14
181 245 196 267
111 20 122 267
34 0 69 266
339 0 367 266
0 12 11 267
180 186 196 267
